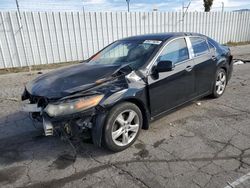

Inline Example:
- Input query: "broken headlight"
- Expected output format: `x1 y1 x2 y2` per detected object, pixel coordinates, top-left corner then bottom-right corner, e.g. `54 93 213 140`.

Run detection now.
44 95 104 117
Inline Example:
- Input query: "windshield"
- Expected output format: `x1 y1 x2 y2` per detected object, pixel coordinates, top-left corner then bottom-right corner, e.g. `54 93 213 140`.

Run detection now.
88 40 161 69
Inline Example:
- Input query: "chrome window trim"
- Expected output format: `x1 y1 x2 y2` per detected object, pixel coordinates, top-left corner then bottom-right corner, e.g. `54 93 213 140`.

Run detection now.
173 57 191 66
186 37 194 59
146 36 191 73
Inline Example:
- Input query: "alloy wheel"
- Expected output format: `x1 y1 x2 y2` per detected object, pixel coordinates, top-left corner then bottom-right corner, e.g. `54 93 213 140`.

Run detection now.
111 110 140 147
215 71 226 95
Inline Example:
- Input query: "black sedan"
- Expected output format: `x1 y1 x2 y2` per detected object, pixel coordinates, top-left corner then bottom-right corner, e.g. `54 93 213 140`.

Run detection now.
21 32 233 151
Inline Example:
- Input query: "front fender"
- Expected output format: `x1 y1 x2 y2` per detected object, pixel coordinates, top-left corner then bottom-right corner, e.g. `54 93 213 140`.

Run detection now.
100 87 149 114
92 87 150 147
92 111 107 147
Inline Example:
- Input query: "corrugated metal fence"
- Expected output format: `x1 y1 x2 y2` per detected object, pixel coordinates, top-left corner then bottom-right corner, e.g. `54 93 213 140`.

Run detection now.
0 11 250 68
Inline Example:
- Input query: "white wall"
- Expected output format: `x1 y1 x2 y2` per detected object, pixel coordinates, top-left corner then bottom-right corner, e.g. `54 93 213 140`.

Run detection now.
0 11 250 68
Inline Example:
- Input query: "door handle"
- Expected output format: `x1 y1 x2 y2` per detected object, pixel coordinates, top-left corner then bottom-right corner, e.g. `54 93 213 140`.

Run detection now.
185 65 193 72
212 55 217 61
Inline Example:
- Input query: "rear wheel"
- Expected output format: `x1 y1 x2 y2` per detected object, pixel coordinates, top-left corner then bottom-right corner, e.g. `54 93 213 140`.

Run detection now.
211 68 227 98
103 102 142 152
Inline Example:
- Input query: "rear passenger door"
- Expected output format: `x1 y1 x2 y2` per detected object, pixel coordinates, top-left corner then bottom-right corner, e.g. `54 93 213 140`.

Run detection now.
189 37 217 95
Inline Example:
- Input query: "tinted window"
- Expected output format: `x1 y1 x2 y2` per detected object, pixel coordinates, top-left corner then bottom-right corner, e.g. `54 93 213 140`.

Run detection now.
158 38 189 64
208 41 215 50
190 37 209 57
208 37 224 54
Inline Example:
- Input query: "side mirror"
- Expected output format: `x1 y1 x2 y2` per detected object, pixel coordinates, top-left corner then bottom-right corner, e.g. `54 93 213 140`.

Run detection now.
156 60 175 72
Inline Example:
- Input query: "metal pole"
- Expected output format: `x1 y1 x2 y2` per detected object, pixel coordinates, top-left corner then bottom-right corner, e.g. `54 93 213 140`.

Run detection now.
182 1 191 32
15 0 21 19
126 0 130 12
221 2 224 12
15 0 29 68
82 0 85 12
182 2 184 32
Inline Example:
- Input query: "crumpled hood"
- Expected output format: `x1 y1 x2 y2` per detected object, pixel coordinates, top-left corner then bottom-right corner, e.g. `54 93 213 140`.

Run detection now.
26 63 121 99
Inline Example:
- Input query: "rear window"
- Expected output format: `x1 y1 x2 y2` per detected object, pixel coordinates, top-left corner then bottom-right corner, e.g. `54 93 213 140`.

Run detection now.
208 37 226 54
190 37 209 57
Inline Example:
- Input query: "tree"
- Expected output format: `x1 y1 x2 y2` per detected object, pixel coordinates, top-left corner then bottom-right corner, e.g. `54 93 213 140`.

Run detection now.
203 0 213 12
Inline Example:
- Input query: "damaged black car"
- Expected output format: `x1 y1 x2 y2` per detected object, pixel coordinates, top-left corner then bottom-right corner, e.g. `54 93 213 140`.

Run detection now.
21 32 233 151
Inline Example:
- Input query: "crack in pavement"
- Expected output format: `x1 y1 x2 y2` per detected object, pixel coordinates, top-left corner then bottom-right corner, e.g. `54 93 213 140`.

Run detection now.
87 151 150 188
18 153 250 188
181 126 250 172
111 163 150 188
23 152 35 186
213 102 250 115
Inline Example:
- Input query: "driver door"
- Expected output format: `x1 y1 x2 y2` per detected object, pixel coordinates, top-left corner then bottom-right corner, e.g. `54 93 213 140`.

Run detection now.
148 37 196 117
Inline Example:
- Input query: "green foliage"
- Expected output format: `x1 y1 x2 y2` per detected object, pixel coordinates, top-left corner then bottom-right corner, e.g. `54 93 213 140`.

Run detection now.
203 0 213 12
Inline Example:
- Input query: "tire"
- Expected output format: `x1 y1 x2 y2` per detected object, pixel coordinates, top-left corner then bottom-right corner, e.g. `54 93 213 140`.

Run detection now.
211 68 227 98
103 102 143 152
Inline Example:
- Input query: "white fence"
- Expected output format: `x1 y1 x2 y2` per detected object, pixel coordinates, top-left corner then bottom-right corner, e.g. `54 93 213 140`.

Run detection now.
0 11 250 68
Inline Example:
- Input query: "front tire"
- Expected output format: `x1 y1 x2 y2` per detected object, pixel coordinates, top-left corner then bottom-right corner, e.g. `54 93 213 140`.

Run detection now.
211 68 227 98
103 102 142 152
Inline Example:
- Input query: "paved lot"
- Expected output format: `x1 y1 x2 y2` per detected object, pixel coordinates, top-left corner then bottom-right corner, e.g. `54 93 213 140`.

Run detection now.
230 44 250 62
0 46 250 188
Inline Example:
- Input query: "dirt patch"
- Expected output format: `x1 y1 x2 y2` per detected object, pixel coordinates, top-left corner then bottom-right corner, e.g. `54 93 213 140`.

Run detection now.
134 149 149 158
0 61 79 75
134 142 145 150
226 41 250 47
134 142 149 158
153 139 166 148
49 154 76 170
0 166 25 185
0 150 24 165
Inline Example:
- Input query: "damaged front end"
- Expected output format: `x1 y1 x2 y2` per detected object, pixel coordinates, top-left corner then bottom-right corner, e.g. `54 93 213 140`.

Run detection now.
21 89 106 145
21 60 148 148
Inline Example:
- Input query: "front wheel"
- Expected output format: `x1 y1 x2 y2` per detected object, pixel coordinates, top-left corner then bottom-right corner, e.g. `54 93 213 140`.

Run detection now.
211 68 227 98
103 102 142 152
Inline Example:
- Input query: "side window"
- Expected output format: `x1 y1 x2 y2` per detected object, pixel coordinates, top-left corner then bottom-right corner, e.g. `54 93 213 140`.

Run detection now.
158 38 189 64
190 37 209 57
208 41 216 51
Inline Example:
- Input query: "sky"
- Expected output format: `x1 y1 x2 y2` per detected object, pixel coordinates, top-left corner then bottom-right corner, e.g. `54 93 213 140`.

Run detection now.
0 0 250 12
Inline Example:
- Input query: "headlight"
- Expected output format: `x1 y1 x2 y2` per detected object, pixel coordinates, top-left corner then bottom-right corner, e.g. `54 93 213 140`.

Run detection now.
44 95 104 117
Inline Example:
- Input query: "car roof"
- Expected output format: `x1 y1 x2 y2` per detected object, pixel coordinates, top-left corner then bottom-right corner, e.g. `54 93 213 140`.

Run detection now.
121 32 205 42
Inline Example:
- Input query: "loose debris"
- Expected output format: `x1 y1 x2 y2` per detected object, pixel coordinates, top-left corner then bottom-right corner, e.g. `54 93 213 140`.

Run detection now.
196 102 201 106
234 60 245 65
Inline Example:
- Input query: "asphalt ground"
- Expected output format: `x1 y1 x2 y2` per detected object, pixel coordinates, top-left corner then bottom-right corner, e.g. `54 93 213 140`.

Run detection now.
0 45 249 188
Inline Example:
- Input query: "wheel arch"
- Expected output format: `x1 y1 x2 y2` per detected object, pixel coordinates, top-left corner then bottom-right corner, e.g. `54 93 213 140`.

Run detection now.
92 97 150 147
216 59 229 83
104 97 150 130
122 98 150 130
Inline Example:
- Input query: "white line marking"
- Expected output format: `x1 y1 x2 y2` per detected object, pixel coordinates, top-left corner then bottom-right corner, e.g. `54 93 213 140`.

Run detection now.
224 172 250 188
